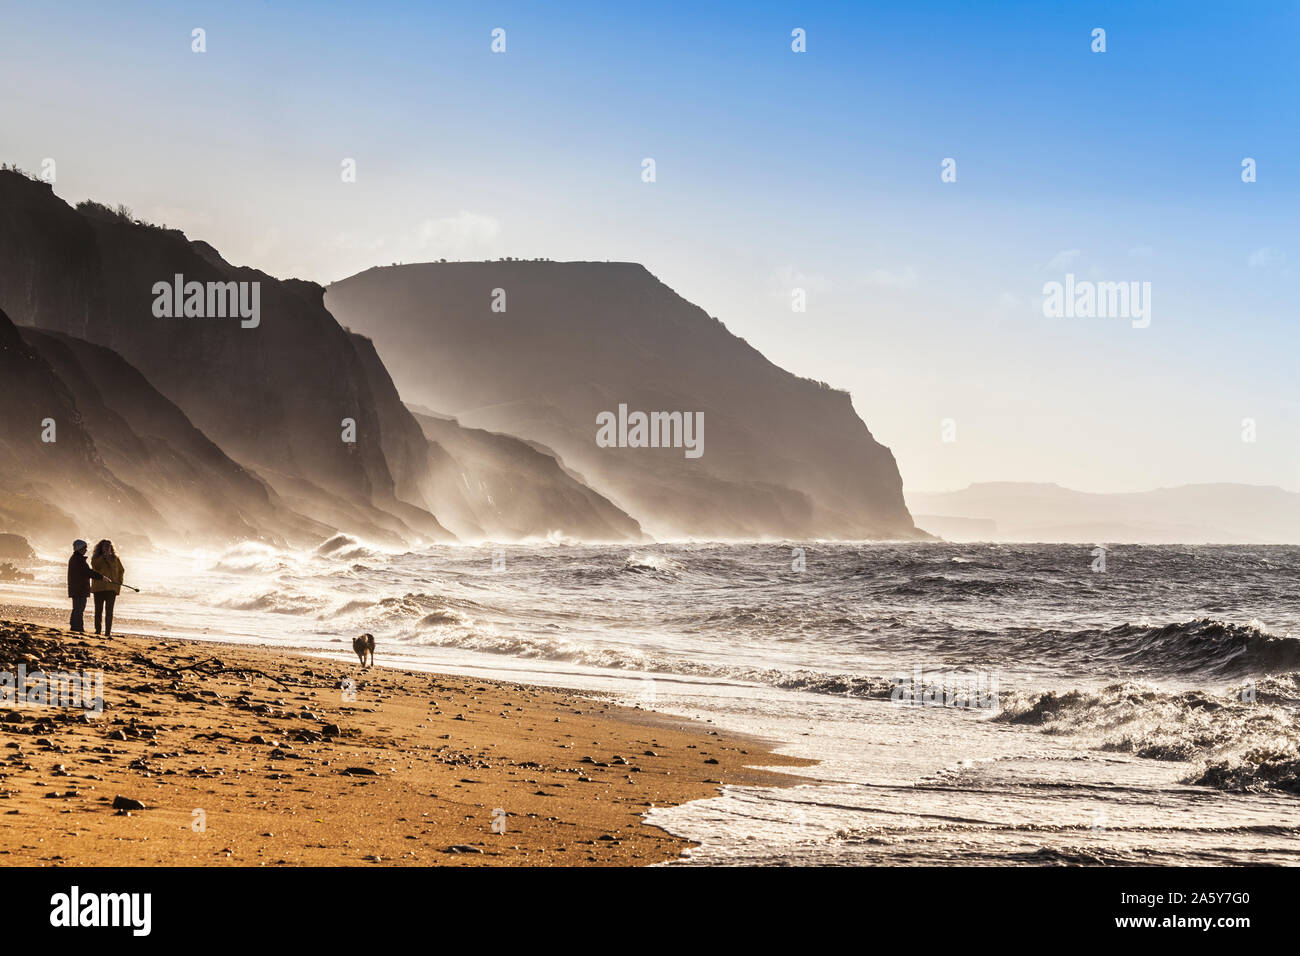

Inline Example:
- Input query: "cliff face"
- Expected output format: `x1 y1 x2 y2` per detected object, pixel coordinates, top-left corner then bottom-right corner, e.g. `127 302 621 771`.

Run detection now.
327 262 920 539
347 331 642 541
19 327 330 547
0 306 155 547
408 406 645 542
0 170 449 545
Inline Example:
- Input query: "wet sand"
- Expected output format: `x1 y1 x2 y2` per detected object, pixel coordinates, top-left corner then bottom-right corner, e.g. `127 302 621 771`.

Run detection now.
0 609 812 866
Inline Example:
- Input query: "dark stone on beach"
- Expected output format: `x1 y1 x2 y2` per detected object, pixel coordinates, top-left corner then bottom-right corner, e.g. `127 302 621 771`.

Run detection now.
611 756 629 765
341 766 378 776
107 729 127 741
704 758 720 764
112 795 146 811
320 724 341 736
2 712 23 724
447 845 483 854
643 750 657 757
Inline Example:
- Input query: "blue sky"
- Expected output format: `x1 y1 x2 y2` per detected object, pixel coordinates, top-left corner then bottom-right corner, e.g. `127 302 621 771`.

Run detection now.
2 0 1296 494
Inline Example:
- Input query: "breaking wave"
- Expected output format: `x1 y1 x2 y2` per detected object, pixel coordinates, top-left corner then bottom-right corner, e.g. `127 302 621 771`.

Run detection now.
315 533 375 562
996 675 1300 794
217 590 320 615
397 624 896 698
204 541 300 575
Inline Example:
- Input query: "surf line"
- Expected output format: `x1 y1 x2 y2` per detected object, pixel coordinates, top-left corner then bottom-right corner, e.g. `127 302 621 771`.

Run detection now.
595 404 704 459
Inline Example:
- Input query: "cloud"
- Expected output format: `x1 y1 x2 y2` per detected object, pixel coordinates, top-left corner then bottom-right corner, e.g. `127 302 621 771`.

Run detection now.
1045 249 1081 271
414 211 501 256
773 265 831 295
1247 246 1285 270
329 232 387 251
1127 245 1154 259
318 212 501 269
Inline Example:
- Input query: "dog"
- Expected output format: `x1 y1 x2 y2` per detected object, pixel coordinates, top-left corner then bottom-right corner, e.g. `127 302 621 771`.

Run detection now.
352 632 375 669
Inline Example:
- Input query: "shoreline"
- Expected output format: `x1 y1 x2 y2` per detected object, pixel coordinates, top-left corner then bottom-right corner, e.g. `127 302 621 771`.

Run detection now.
0 609 815 866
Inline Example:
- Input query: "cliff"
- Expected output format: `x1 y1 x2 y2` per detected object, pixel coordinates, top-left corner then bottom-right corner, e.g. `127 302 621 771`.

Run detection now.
0 305 155 547
19 327 330 547
0 169 449 545
326 261 920 539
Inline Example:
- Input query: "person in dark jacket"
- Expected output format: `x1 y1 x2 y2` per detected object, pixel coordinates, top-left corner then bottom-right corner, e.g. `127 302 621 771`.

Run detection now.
67 539 106 633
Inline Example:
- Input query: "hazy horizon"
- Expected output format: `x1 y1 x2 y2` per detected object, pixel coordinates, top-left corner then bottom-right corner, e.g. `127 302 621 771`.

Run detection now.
3 0 1295 498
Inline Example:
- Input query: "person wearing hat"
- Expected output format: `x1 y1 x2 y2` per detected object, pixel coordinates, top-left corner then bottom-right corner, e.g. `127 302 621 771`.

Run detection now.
67 539 107 633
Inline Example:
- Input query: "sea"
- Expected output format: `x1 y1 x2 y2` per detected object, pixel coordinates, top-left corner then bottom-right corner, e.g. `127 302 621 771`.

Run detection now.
7 539 1300 865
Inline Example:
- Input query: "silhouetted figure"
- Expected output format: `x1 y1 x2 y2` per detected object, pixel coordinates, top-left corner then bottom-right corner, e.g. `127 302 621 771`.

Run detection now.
66 539 105 633
90 539 125 637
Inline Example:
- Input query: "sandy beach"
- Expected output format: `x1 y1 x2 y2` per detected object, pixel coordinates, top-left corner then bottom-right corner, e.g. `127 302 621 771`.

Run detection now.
0 606 812 866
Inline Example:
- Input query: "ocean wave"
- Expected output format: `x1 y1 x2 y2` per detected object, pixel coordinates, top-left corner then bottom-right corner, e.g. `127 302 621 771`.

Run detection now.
334 599 376 616
1191 741 1300 795
328 590 486 633
962 618 1300 681
891 574 1015 597
398 625 896 699
315 533 375 562
205 541 299 575
620 553 683 575
1070 618 1300 678
217 590 320 615
996 676 1300 794
417 608 472 628
679 602 844 631
564 552 687 583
